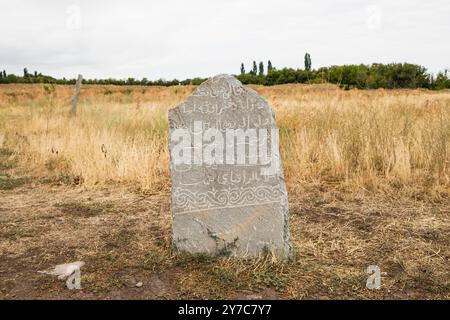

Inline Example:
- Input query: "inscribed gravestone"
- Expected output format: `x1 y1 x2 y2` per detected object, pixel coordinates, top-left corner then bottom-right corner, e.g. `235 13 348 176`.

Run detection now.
169 74 292 258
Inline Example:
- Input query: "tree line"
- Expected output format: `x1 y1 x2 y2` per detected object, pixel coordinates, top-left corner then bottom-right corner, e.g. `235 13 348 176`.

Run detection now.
0 68 206 87
238 53 450 89
1 54 449 89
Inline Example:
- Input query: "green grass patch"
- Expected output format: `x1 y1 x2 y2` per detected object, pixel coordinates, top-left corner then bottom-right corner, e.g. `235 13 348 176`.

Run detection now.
0 177 29 190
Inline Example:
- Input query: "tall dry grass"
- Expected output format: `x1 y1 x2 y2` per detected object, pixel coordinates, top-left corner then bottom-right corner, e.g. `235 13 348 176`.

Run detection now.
0 83 449 194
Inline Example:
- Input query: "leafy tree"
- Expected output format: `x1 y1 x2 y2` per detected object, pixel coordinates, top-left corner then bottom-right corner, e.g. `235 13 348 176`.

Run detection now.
435 70 450 89
237 72 261 85
304 53 312 71
23 68 29 77
258 61 264 76
240 63 245 75
191 78 206 85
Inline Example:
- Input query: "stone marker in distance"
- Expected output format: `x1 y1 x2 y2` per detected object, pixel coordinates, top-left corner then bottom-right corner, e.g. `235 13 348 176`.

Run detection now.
168 74 292 259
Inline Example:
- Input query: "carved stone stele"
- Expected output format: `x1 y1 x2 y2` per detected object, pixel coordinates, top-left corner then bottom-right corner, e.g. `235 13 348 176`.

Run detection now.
169 74 292 259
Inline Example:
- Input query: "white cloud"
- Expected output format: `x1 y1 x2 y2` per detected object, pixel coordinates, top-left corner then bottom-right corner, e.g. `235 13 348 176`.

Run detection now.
1 0 449 79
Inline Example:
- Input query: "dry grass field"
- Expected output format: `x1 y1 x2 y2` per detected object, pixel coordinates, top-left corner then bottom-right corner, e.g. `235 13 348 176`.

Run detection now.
0 83 449 299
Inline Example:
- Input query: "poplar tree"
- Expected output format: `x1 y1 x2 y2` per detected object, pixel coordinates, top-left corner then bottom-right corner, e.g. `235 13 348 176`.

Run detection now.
304 53 312 71
267 60 273 73
240 63 245 74
252 61 257 75
258 61 264 76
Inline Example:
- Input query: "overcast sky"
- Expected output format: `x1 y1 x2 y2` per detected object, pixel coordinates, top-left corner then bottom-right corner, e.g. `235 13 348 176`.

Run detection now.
1 0 449 80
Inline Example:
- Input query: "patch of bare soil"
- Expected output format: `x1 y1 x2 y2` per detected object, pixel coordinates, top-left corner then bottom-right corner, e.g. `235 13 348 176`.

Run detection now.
0 153 448 299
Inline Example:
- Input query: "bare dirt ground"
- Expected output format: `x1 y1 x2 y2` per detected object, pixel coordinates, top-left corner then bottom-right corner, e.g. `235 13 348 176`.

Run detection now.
1 146 448 300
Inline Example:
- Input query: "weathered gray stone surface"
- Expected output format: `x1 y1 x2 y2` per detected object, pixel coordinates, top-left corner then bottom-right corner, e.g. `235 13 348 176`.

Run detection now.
169 74 292 259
